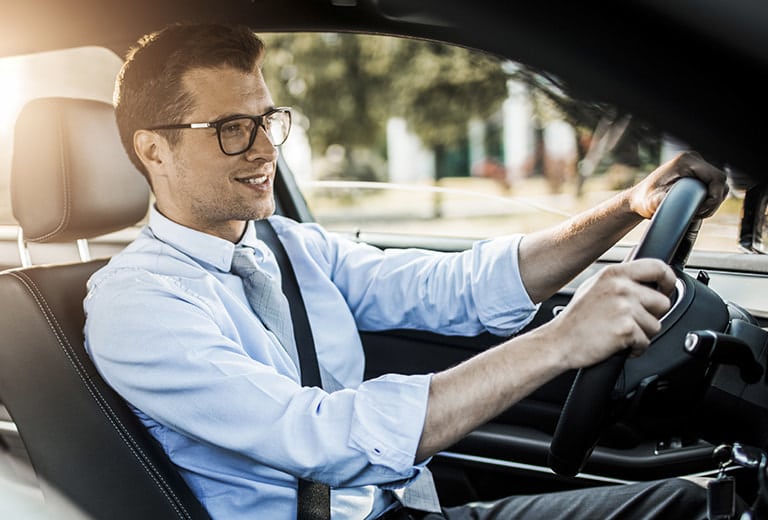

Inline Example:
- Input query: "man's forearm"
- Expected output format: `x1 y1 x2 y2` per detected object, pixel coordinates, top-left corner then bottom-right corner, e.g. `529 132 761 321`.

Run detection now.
415 191 645 461
415 258 676 462
415 324 569 461
518 189 643 303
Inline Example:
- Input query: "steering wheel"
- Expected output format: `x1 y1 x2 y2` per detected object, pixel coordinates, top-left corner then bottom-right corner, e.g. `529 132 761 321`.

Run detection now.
547 177 709 477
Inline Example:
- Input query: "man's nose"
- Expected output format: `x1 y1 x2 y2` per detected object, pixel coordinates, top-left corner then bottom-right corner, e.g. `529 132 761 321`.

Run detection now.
244 126 277 160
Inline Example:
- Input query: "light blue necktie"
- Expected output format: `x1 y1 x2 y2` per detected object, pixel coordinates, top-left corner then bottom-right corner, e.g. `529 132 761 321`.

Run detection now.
231 246 300 368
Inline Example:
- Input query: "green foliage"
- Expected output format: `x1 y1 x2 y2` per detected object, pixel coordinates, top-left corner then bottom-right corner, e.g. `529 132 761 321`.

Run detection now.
259 32 662 177
260 33 509 153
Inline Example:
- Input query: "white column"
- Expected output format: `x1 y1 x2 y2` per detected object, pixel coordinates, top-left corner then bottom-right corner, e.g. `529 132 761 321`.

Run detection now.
502 79 533 182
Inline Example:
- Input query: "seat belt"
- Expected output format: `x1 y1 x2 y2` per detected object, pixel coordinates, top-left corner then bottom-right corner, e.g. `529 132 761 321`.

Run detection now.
254 219 331 520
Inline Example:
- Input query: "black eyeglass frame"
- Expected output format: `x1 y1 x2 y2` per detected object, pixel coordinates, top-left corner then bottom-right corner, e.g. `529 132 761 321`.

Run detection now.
146 107 292 155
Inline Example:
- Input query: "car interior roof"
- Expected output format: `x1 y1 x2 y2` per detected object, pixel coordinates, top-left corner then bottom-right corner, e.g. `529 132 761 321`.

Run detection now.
1 0 765 178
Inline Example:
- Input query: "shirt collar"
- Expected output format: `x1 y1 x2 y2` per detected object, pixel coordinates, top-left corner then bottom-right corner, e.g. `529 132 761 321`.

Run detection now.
148 206 263 272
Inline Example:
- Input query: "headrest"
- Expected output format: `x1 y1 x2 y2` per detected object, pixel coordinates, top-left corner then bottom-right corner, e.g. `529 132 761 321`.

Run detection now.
11 97 150 243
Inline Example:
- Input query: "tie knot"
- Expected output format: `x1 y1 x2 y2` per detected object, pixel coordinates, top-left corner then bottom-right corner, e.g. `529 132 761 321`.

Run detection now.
230 247 259 278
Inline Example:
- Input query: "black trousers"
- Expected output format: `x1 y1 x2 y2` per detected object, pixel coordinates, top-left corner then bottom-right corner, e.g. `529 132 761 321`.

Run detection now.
382 478 745 519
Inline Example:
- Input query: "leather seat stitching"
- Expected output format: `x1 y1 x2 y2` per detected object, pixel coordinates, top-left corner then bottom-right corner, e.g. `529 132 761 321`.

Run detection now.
10 270 194 520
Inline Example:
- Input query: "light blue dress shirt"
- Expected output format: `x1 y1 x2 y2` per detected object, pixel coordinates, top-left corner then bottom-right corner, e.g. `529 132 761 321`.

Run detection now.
84 207 538 519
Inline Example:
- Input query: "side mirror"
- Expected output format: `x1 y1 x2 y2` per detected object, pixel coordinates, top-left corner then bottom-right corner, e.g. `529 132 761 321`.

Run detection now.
728 166 767 254
739 181 768 254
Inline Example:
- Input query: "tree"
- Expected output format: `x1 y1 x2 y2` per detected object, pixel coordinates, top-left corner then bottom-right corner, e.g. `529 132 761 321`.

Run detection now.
260 32 661 184
260 33 510 177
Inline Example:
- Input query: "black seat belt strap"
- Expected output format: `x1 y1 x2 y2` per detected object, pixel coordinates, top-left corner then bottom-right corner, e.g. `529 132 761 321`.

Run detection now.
254 219 331 520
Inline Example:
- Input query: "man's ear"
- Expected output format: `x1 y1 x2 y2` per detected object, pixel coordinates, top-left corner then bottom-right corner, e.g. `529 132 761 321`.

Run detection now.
134 129 168 175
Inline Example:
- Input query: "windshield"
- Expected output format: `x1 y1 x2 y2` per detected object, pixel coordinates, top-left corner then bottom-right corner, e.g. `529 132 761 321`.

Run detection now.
0 35 758 254
260 32 755 253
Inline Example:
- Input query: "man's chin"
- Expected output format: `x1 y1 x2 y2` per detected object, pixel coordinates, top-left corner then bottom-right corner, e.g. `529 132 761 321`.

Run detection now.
250 203 276 221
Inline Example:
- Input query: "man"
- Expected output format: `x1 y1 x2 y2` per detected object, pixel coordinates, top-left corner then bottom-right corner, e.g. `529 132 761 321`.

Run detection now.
85 22 734 519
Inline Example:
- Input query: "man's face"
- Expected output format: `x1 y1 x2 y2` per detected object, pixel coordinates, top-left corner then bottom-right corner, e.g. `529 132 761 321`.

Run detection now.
151 65 279 242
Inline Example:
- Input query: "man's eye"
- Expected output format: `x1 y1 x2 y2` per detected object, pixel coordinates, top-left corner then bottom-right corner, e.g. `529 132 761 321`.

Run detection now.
221 122 245 136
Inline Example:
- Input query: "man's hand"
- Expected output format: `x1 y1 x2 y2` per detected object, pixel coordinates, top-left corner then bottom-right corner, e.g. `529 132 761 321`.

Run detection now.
628 151 729 219
548 258 677 369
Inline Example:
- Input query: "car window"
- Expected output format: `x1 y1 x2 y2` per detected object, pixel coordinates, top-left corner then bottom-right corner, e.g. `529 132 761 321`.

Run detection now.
0 36 753 255
261 33 750 253
0 46 122 226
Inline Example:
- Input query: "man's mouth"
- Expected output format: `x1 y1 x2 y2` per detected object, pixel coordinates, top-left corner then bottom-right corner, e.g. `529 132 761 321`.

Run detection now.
235 174 269 185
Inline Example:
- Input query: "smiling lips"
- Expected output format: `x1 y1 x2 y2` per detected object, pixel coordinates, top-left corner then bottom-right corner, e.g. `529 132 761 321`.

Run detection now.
236 173 269 185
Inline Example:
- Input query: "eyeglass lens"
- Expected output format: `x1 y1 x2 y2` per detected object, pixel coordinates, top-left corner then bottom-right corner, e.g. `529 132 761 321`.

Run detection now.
219 111 290 154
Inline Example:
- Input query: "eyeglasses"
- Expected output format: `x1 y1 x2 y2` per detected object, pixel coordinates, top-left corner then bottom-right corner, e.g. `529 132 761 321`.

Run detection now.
147 107 292 155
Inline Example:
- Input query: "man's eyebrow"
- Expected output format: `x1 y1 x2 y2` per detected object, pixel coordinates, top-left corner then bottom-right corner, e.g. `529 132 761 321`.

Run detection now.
215 113 242 121
212 107 279 121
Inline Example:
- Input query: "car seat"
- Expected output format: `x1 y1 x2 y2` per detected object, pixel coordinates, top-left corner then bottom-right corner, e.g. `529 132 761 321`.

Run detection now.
0 97 211 519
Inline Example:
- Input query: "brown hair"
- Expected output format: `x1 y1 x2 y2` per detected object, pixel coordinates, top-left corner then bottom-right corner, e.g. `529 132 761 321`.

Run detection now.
113 23 265 180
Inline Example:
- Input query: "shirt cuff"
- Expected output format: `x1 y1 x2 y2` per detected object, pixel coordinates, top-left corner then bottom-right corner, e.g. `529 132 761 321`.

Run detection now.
348 373 432 477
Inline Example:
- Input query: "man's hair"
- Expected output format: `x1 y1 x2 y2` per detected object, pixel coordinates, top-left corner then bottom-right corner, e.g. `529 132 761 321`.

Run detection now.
114 23 266 180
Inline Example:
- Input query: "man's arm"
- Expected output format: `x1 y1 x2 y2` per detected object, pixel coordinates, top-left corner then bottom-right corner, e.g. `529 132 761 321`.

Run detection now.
416 258 676 461
415 151 728 462
518 151 728 303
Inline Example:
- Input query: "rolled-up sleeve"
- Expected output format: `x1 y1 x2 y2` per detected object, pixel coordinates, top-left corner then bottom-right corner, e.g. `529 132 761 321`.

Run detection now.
320 229 539 337
469 234 539 335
